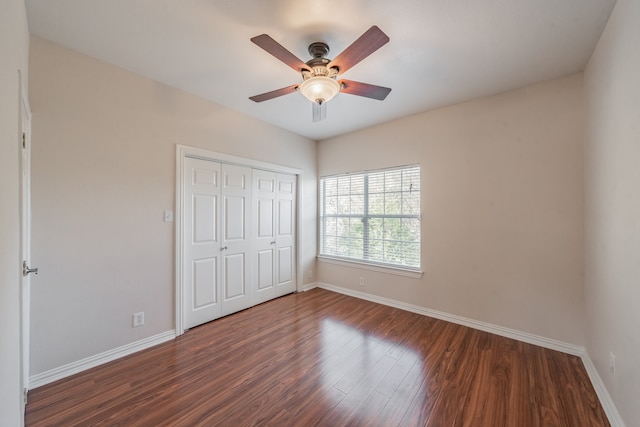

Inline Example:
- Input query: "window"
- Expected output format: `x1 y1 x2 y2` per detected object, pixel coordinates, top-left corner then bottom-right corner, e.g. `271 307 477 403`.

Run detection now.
319 165 421 270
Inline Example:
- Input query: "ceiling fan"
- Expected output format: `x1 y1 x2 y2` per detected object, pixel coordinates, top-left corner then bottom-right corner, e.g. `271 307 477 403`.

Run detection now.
249 26 392 122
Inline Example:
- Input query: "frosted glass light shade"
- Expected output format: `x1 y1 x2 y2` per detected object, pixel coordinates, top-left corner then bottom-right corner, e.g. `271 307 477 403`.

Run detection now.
299 76 340 103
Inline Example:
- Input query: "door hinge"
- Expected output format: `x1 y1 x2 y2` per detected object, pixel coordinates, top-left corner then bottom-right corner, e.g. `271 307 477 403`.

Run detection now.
23 387 28 403
22 132 26 149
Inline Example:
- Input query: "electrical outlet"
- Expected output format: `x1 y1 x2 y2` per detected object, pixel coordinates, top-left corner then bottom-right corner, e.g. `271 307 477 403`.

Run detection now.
133 312 145 328
359 277 365 287
609 352 616 374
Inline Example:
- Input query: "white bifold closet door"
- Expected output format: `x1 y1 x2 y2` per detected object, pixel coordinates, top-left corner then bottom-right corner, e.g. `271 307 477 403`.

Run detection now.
253 170 297 305
183 157 252 329
183 157 296 330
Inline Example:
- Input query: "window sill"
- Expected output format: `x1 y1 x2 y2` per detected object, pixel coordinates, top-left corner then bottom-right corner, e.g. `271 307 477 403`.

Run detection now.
317 256 424 279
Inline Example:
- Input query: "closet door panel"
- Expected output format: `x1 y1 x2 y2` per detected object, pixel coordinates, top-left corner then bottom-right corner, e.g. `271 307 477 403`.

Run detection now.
220 164 253 316
253 170 277 304
183 157 221 329
275 173 296 296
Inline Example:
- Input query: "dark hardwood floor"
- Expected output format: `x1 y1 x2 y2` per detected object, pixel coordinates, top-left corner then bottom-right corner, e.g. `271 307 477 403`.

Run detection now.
25 288 609 426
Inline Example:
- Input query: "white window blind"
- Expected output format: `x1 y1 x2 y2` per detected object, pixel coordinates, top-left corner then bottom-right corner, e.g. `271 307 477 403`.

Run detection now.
319 165 421 270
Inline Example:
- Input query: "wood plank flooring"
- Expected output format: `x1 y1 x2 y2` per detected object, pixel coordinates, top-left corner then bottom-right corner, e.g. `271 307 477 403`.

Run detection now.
25 288 609 426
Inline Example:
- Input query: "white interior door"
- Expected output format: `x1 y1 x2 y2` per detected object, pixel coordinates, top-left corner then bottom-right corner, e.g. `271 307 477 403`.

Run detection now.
220 164 252 316
19 70 34 409
253 170 277 304
183 157 222 329
275 174 296 296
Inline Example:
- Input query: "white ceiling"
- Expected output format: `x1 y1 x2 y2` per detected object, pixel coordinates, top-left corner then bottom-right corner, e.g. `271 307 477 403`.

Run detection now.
25 0 615 140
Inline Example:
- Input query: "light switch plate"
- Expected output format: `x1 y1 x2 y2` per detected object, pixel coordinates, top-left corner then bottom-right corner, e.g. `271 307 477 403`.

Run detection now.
164 210 174 222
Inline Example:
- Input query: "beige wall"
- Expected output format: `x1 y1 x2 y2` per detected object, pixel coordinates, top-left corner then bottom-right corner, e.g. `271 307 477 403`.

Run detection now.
584 0 640 424
318 74 585 345
0 0 30 424
28 37 317 375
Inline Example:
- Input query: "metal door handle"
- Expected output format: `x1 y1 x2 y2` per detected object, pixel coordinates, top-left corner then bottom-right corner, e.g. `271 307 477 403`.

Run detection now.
23 261 38 276
221 246 228 251
270 241 276 245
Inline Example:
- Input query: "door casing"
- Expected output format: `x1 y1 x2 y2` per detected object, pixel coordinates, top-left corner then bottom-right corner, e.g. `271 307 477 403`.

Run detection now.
19 69 32 411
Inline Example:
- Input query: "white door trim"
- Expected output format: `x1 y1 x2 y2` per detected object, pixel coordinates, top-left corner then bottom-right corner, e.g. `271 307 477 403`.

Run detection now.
175 145 304 336
18 69 32 410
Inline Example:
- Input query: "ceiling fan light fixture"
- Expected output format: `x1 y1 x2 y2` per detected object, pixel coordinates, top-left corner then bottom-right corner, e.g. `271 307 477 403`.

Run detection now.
299 76 341 104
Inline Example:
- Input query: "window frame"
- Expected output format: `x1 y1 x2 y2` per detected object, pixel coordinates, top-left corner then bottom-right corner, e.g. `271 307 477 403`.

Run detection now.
318 165 422 276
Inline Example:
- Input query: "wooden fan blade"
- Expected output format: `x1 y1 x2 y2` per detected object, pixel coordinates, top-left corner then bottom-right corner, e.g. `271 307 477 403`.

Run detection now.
339 80 391 100
249 84 299 103
251 34 310 73
328 26 389 74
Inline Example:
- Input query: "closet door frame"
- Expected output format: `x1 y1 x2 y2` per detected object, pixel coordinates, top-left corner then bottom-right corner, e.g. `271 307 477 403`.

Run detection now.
175 145 303 335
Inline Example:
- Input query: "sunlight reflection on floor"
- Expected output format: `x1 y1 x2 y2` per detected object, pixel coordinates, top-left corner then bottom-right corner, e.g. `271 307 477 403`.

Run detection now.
319 316 426 416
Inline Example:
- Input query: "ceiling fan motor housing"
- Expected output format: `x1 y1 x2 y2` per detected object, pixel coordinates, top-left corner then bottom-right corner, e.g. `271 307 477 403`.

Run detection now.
305 42 339 73
302 42 338 82
308 42 330 59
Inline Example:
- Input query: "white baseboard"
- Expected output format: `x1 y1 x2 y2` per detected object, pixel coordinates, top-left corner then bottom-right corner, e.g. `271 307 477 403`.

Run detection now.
316 282 583 355
316 282 625 426
581 353 626 427
300 282 319 292
29 330 176 389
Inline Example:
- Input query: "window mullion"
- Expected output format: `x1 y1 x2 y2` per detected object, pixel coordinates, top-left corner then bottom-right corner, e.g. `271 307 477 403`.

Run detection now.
363 174 369 260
